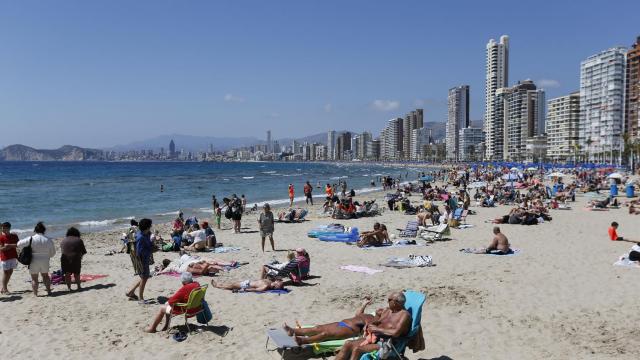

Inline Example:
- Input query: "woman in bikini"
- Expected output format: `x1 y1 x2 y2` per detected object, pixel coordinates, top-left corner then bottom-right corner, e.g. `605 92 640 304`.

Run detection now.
283 297 377 345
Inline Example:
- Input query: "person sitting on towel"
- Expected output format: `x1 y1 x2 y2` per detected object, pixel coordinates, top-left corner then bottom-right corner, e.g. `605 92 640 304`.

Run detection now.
283 296 377 345
357 223 389 247
210 278 284 292
259 248 309 280
334 292 412 360
484 226 512 255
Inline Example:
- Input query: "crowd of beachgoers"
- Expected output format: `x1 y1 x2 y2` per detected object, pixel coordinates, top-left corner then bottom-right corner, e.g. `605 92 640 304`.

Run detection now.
2 163 639 359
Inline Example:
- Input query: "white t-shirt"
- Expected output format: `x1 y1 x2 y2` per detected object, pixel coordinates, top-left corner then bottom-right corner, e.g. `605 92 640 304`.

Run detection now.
185 229 206 244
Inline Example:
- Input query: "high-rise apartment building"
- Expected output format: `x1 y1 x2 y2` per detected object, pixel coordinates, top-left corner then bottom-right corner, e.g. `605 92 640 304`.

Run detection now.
266 130 272 153
446 85 470 161
579 47 627 161
495 80 545 161
335 131 352 160
626 36 640 141
355 131 372 160
380 118 403 160
484 35 509 160
546 92 580 161
169 139 176 158
458 127 484 161
402 109 424 159
327 130 336 160
411 127 431 160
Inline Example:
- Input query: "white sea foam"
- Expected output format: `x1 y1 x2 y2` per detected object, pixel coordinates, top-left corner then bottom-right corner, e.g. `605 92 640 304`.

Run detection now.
242 176 255 179
261 171 277 174
77 216 134 227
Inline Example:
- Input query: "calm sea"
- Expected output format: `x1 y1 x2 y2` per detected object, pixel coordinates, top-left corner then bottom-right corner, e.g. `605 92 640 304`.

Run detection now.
0 161 422 238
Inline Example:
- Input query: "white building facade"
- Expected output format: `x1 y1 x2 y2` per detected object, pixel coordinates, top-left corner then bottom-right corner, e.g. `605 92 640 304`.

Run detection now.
546 92 580 161
446 85 470 161
484 35 509 160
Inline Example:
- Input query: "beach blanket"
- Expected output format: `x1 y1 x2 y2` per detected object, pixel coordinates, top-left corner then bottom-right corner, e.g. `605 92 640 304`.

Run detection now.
380 255 433 268
361 240 424 250
339 265 382 275
206 246 241 253
50 273 108 285
613 256 640 268
459 248 521 256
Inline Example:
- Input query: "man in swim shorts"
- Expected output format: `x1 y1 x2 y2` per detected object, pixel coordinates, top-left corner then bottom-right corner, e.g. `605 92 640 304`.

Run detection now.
283 297 376 345
210 278 284 292
484 226 512 255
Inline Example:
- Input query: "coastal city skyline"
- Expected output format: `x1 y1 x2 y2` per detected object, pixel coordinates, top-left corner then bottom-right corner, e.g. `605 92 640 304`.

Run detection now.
1 1 639 150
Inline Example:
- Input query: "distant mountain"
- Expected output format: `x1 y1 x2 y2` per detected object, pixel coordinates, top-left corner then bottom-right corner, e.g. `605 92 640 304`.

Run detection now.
0 144 104 161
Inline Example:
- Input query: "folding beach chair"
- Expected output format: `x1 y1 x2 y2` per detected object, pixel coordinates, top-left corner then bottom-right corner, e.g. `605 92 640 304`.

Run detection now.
399 220 419 238
419 223 450 241
360 290 427 360
166 284 209 333
265 327 357 359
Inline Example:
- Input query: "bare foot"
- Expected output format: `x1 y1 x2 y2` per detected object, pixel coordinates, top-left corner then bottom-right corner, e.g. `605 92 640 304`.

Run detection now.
283 322 294 336
294 336 306 345
144 327 156 333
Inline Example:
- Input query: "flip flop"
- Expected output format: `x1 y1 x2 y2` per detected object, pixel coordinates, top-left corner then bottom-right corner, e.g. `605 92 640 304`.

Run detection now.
172 331 188 342
126 293 139 301
138 299 153 305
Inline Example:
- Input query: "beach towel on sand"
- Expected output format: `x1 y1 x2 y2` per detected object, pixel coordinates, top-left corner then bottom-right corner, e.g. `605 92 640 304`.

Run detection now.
206 246 241 253
459 248 520 256
614 256 640 268
238 289 291 295
380 255 433 268
361 240 423 250
339 265 382 275
50 272 108 285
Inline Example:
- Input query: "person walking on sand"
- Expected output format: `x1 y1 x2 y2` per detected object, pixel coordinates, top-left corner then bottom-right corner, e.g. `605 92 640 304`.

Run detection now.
17 222 56 296
288 184 295 207
126 218 153 303
304 181 313 205
0 222 19 294
258 204 275 252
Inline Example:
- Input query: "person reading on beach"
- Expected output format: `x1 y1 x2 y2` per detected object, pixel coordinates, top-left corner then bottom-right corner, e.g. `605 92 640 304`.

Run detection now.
144 272 200 333
484 226 512 255
334 291 412 360
210 278 284 292
260 248 310 282
283 296 376 345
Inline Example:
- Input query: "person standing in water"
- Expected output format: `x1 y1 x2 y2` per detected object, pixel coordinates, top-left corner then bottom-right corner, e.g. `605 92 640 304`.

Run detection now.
288 184 295 207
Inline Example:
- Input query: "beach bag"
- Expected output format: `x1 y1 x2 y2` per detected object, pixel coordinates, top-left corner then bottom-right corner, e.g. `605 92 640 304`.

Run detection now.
224 207 233 219
196 300 212 324
17 237 33 266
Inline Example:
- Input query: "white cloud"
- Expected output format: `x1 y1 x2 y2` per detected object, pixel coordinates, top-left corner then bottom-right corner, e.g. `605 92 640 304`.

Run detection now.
223 93 245 103
324 103 333 113
371 99 400 112
537 79 560 88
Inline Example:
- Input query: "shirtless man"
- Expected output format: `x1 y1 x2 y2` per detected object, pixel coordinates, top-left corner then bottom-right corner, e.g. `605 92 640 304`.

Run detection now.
283 297 376 345
485 226 511 254
334 291 411 360
210 278 284 292
357 223 387 247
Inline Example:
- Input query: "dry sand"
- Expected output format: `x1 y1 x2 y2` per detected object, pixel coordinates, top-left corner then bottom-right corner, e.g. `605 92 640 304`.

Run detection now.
2 186 640 360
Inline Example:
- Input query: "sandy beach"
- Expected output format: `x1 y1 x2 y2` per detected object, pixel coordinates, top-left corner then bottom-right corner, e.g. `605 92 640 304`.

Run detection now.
2 184 640 360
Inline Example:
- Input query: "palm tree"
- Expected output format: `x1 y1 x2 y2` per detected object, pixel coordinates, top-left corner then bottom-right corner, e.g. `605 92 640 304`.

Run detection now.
585 138 593 163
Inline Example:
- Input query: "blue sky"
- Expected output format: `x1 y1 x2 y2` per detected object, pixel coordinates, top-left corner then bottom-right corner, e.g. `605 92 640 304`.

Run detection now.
1 0 638 148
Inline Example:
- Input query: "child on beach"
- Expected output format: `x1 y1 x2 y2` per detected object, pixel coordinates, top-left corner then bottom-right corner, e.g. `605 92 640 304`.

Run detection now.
608 222 623 241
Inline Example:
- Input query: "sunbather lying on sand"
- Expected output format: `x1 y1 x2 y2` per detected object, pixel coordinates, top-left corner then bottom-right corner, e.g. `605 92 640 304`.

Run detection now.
160 254 238 275
210 278 284 292
283 297 376 345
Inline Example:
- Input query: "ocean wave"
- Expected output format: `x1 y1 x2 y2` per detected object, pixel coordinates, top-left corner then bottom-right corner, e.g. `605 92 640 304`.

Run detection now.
261 171 277 174
77 216 134 227
330 176 349 180
242 176 255 179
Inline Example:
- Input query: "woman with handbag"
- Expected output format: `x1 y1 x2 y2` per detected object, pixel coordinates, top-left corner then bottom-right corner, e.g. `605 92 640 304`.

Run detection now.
17 222 56 296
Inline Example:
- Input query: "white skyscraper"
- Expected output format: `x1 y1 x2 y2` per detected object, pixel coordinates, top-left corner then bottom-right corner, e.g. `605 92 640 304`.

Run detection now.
546 92 580 161
579 47 627 162
484 35 509 160
446 85 470 161
327 130 336 161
